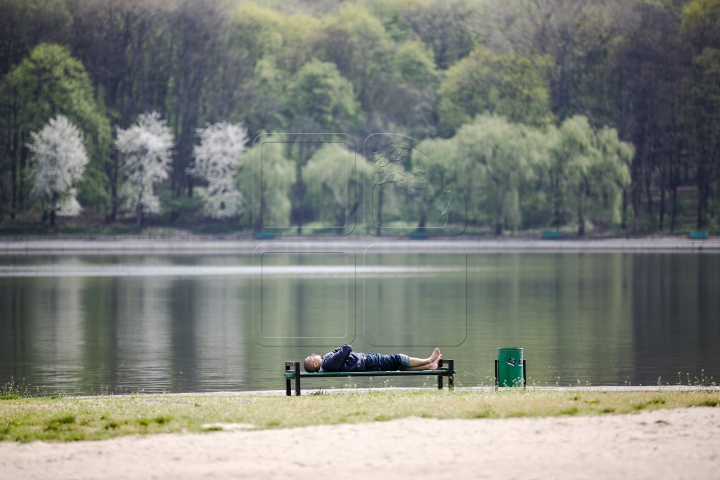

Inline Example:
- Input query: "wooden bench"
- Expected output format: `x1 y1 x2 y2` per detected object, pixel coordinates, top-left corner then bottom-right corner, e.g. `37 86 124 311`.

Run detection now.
283 359 455 396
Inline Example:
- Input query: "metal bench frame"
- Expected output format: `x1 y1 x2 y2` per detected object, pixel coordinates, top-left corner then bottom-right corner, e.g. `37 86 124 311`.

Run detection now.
284 359 455 396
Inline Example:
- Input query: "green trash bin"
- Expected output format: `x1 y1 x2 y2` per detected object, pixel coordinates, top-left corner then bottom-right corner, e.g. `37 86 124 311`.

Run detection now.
496 347 525 388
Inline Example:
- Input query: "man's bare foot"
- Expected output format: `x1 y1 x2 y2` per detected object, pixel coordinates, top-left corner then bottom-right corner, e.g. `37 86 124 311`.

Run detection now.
429 348 441 363
427 357 440 370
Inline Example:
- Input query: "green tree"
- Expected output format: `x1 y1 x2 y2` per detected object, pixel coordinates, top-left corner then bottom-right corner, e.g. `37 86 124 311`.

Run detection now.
437 47 553 136
228 3 284 68
683 0 720 48
683 48 720 229
239 140 296 232
360 0 424 43
314 4 394 118
393 40 438 87
491 0 630 119
431 115 545 235
549 116 632 235
2 43 111 216
592 3 691 233
302 143 366 234
286 59 357 130
402 0 483 70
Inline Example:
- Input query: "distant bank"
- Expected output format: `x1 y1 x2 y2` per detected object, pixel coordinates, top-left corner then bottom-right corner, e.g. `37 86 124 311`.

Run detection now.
0 236 718 254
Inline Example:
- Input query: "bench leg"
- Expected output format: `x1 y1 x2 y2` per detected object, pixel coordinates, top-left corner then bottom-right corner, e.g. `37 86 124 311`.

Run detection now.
449 374 454 390
294 362 301 396
438 374 443 390
286 377 291 396
494 359 498 391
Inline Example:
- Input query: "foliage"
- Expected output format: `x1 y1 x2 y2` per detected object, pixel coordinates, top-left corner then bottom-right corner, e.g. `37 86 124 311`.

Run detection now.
393 40 438 86
0 0 717 235
26 116 88 222
115 112 174 228
286 59 358 130
437 47 553 135
302 143 366 232
1 43 111 214
683 0 720 47
548 116 633 235
239 140 296 230
401 0 484 69
192 122 249 219
491 0 628 119
432 115 545 234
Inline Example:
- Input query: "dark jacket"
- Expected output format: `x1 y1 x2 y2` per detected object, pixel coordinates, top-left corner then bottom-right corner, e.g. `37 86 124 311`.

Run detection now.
320 344 365 372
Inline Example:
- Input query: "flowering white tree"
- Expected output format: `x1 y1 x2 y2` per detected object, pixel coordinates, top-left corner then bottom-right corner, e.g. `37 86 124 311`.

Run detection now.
27 115 88 231
116 112 173 229
191 122 248 219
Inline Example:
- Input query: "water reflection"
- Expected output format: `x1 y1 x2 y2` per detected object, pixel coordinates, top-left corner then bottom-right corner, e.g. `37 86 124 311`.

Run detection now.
0 252 717 393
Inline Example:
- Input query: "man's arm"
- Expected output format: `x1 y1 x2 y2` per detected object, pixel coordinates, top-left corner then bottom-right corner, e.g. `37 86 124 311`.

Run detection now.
320 344 353 372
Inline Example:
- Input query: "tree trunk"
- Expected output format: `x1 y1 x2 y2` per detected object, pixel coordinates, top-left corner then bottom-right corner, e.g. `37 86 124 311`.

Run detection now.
659 170 666 231
632 182 640 233
50 210 57 233
697 191 703 229
106 150 119 223
495 222 502 236
645 166 654 219
10 145 17 219
697 173 705 230
136 203 143 232
670 184 677 234
291 143 306 235
375 186 384 236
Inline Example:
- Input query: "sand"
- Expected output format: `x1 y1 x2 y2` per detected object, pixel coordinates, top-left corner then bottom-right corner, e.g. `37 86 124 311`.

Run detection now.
1 407 718 479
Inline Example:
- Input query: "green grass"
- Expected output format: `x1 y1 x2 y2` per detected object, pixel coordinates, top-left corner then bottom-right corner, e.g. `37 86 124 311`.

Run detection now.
0 390 719 443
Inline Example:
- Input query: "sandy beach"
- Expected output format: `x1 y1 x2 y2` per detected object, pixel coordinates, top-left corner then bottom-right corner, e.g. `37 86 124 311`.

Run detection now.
1 406 718 479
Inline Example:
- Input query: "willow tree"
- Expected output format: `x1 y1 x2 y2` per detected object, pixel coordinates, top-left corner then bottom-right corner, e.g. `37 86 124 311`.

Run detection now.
302 143 369 234
549 116 633 235
431 114 545 235
239 140 295 232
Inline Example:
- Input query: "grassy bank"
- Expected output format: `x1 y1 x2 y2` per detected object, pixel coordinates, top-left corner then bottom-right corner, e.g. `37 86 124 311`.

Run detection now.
1 390 719 443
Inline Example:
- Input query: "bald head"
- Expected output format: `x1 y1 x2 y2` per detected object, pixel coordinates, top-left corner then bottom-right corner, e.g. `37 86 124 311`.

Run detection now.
304 354 322 372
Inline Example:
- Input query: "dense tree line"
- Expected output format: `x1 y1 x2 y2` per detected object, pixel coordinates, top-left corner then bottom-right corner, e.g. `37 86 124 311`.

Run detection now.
0 0 718 234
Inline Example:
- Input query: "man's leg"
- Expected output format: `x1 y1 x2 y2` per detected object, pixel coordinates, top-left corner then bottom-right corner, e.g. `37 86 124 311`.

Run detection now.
404 355 440 371
405 348 441 367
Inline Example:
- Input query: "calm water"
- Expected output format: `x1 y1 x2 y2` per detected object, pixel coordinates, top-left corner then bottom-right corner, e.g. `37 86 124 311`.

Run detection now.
0 251 718 393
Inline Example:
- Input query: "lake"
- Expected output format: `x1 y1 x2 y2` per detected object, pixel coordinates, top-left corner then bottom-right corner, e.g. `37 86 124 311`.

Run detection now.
1 249 718 393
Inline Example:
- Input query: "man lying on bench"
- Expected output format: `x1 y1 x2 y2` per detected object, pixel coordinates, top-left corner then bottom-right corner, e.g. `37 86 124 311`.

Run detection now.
304 344 441 373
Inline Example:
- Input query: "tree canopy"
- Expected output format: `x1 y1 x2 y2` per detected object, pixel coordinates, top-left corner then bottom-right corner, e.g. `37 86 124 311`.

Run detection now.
0 0 717 235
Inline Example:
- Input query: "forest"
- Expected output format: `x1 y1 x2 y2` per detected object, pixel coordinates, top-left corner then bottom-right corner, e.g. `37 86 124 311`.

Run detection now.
0 0 719 236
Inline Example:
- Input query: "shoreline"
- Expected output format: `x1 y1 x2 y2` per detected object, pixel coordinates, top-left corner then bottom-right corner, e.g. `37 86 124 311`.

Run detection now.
0 236 719 253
